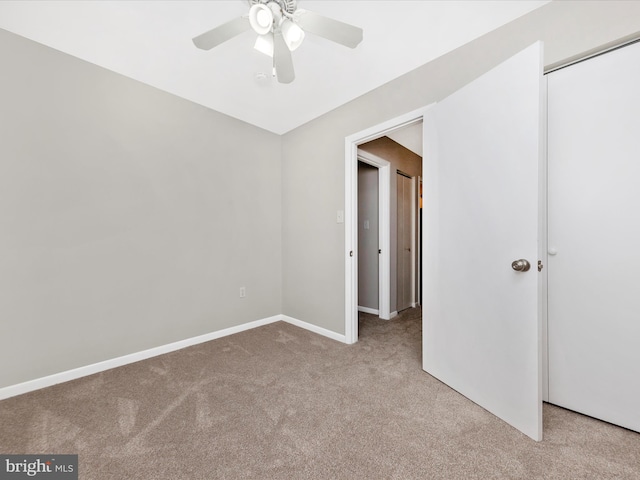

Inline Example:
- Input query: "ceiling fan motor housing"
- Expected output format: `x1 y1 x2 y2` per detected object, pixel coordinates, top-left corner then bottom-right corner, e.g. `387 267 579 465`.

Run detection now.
250 0 297 15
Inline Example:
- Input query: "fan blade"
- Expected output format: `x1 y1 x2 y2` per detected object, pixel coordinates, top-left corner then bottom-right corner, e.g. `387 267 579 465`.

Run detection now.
294 9 363 48
192 16 250 50
273 30 295 84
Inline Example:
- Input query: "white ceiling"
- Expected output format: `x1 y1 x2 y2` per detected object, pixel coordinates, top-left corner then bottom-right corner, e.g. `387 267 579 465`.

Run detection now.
0 1 549 134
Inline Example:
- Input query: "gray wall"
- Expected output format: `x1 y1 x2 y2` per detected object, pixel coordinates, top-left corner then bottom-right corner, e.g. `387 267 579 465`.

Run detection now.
281 1 640 334
360 137 422 313
357 162 378 310
0 28 282 388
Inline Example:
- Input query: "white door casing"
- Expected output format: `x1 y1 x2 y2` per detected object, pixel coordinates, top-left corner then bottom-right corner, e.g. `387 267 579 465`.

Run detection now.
422 42 544 441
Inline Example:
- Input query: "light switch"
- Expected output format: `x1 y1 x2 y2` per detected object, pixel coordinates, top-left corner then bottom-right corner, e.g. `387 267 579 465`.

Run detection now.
337 210 344 223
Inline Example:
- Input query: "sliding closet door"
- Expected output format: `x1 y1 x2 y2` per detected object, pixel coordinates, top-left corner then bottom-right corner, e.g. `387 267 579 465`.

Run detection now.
547 41 640 432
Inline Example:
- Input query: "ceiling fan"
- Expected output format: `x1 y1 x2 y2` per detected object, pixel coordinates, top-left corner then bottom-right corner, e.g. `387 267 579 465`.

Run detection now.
192 0 363 84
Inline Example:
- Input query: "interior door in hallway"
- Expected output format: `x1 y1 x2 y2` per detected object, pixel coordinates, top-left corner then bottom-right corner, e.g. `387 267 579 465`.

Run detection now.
358 162 379 313
397 172 414 312
422 42 543 441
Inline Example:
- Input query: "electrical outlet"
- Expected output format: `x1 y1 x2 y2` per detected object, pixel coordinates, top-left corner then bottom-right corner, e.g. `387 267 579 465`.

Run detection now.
239 287 246 298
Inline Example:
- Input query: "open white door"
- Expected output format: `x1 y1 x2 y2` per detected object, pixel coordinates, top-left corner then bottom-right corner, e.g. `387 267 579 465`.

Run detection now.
422 43 543 440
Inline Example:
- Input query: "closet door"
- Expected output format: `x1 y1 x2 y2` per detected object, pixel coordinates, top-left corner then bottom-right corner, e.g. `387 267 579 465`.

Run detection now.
397 172 414 312
547 41 640 432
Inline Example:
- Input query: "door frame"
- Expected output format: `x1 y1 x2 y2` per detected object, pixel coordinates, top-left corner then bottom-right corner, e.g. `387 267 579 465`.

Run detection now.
344 105 431 344
357 150 391 320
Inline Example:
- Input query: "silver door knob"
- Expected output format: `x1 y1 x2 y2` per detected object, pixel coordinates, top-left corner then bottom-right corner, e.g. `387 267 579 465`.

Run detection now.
511 259 531 272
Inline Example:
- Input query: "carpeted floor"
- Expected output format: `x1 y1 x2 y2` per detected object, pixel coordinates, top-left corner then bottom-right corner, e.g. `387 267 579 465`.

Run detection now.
1 307 639 479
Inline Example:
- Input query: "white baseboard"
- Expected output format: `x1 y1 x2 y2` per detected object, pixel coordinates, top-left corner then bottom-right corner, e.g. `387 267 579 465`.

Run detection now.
0 315 282 401
357 306 379 315
280 315 347 344
0 313 346 401
390 311 398 319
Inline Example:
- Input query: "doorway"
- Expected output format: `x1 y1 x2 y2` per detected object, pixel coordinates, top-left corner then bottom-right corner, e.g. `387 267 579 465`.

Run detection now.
356 150 391 321
357 162 379 315
346 42 545 442
345 109 426 344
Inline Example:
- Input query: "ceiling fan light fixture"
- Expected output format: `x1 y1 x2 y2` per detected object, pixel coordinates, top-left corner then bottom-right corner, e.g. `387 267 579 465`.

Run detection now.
193 0 364 84
254 34 274 57
249 4 273 35
281 19 305 51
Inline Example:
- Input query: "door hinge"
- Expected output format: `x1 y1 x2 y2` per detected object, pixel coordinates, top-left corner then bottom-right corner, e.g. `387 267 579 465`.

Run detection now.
538 260 543 272
349 250 353 257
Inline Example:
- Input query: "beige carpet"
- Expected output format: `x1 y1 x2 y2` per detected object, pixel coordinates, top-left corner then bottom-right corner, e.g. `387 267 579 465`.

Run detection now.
1 308 639 479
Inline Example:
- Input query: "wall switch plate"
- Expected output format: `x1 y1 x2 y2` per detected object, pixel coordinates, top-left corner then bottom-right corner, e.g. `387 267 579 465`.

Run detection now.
239 287 246 298
337 210 344 223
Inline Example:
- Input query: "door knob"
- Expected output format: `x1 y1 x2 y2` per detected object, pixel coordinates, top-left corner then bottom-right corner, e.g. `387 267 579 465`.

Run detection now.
511 259 531 272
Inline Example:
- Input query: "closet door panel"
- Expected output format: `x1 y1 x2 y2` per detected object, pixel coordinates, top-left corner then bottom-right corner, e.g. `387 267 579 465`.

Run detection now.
547 41 640 432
